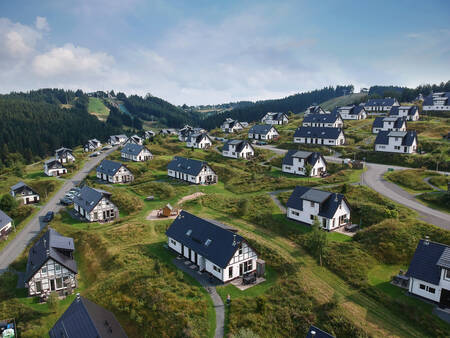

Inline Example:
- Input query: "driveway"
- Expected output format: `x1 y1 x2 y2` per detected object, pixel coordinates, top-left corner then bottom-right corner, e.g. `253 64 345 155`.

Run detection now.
0 147 118 274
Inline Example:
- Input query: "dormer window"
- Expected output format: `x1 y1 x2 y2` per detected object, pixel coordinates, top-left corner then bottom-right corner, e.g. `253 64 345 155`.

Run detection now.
205 239 212 246
186 229 192 236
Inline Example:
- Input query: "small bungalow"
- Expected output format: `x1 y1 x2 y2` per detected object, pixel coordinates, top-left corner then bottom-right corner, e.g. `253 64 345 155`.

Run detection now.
222 140 254 159
372 116 407 134
364 98 399 114
49 294 128 338
166 211 259 282
332 105 367 120
221 118 244 133
167 156 217 185
44 159 67 177
248 124 279 141
96 160 134 184
109 134 128 146
25 228 77 296
84 139 102 152
186 133 213 149
286 186 351 231
302 113 343 128
73 186 118 222
389 105 420 121
282 150 326 177
261 112 289 125
55 147 75 163
293 127 345 146
0 209 13 239
374 130 418 154
10 181 40 205
121 143 153 162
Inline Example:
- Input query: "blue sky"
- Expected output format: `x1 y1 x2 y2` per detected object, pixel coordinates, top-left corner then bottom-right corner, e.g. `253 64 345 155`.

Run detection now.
0 0 449 105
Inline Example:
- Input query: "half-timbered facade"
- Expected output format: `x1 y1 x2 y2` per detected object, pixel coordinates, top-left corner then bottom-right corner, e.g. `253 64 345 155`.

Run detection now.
124 134 144 146
186 133 213 149
220 118 244 133
282 150 327 177
10 181 40 205
109 134 128 146
55 147 75 163
96 160 134 184
73 186 118 222
167 156 217 185
248 124 279 140
261 112 289 125
222 140 254 159
293 127 345 146
121 143 153 162
84 139 102 152
44 159 67 177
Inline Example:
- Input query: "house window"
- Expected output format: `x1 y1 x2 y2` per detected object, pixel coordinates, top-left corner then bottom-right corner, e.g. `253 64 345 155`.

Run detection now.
291 210 299 216
171 239 177 246
36 281 42 293
446 269 450 280
239 245 243 255
213 266 221 273
428 287 436 294
55 264 61 272
243 260 253 273
310 201 314 207
229 266 233 278
419 284 426 290
41 266 47 274
56 277 63 289
310 215 314 220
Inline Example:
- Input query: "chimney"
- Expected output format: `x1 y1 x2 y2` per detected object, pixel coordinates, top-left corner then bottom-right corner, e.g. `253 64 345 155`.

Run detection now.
76 293 81 301
232 234 237 246
424 236 430 246
334 193 339 202
311 331 316 337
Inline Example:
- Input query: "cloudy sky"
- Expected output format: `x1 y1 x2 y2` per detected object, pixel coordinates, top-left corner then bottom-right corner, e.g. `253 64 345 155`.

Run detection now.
0 0 449 105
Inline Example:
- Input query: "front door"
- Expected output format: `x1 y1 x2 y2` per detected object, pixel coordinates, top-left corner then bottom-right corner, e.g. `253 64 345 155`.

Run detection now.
50 279 55 291
26 197 29 204
440 289 450 308
239 263 243 276
188 248 191 261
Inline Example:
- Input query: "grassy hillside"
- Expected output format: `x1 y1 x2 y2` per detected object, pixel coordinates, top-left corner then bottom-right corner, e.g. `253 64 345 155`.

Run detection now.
319 93 367 111
88 97 110 121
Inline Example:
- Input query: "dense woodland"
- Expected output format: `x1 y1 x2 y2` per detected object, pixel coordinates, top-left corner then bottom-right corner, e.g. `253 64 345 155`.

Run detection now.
368 81 450 102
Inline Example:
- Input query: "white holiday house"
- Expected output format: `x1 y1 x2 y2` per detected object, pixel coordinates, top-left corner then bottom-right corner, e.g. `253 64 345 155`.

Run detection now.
109 134 128 146
293 127 345 146
10 182 40 205
121 143 153 162
305 106 329 115
422 92 450 112
55 147 75 164
124 134 144 146
405 239 450 308
145 130 156 139
261 112 289 125
44 159 67 177
374 130 418 154
332 105 367 120
364 98 399 114
186 133 213 149
302 113 343 128
166 211 259 282
96 160 134 184
84 139 102 152
73 186 118 222
248 125 279 140
389 106 420 121
372 116 407 133
221 118 244 133
167 156 217 185
222 140 254 159
25 228 77 296
282 150 327 177
0 209 13 239
286 186 351 231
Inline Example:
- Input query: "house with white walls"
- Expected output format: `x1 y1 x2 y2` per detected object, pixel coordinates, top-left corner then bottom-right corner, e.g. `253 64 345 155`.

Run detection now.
302 113 343 128
73 186 118 222
293 127 345 146
84 139 102 152
286 186 351 231
121 143 153 162
405 239 450 308
221 118 244 133
261 112 289 125
364 98 399 114
332 105 367 120
25 228 77 296
44 159 67 177
167 156 217 184
166 211 259 282
55 148 75 164
248 125 279 140
374 130 418 154
96 160 134 184
372 116 407 133
282 150 327 177
305 106 329 115
186 133 213 149
109 134 128 146
0 209 13 239
10 182 40 205
222 140 254 159
389 106 420 121
124 134 144 146
422 92 450 112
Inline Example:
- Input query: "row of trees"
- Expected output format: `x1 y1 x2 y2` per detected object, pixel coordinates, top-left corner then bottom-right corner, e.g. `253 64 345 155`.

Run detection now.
368 81 450 102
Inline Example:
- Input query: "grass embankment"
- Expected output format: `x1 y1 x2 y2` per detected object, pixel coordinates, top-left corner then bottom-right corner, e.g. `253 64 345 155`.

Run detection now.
416 192 450 213
384 169 444 194
88 97 110 121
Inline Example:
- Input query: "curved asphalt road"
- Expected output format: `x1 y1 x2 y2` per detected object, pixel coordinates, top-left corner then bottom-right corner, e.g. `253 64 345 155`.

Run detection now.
255 144 450 230
0 147 118 274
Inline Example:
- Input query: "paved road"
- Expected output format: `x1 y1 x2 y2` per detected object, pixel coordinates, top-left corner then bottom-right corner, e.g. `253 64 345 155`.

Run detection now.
0 147 118 273
255 144 450 230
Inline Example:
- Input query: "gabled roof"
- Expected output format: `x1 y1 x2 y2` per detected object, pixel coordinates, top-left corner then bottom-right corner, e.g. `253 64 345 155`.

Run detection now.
187 133 211 144
303 113 341 124
334 105 366 115
423 92 450 106
96 160 124 176
45 158 64 167
366 98 398 106
167 156 211 176
305 106 327 114
25 228 77 282
0 209 12 231
166 211 246 268
49 295 128 338
263 112 288 121
286 186 347 219
282 150 325 167
222 139 253 153
121 143 150 156
73 186 112 213
406 240 449 285
249 124 278 135
372 116 406 129
10 181 38 194
306 325 335 338
294 127 343 139
390 105 419 116
55 147 73 157
374 130 417 146
110 134 127 140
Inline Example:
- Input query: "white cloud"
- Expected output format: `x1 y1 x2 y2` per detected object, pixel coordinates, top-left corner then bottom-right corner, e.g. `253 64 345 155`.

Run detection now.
0 18 41 60
35 16 50 31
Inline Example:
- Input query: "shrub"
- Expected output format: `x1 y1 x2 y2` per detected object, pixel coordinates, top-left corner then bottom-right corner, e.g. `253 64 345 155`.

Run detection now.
29 180 59 200
0 194 18 212
9 205 34 223
429 175 450 189
385 169 432 191
110 191 144 214
131 182 176 199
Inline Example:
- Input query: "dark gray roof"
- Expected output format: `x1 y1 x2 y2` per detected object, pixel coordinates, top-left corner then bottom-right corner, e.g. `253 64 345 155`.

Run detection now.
374 130 417 146
166 211 246 268
25 228 77 282
333 105 366 116
306 325 335 338
286 186 347 219
55 147 73 157
282 150 325 167
303 113 341 124
96 160 124 176
73 186 112 213
294 127 343 139
167 156 212 176
372 116 406 129
406 240 449 285
187 133 210 143
49 295 128 338
437 247 450 269
222 140 252 153
10 181 38 195
263 112 288 121
0 209 12 231
249 124 278 135
390 105 419 116
45 158 64 168
366 98 398 106
423 92 450 106
306 106 326 114
121 143 150 156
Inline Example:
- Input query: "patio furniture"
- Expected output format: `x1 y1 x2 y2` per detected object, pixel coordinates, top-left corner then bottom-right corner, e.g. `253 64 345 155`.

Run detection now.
243 272 256 285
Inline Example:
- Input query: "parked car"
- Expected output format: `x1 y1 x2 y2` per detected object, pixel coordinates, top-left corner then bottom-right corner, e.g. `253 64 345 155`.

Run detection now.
89 152 101 157
60 197 73 206
43 211 54 222
102 145 112 150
